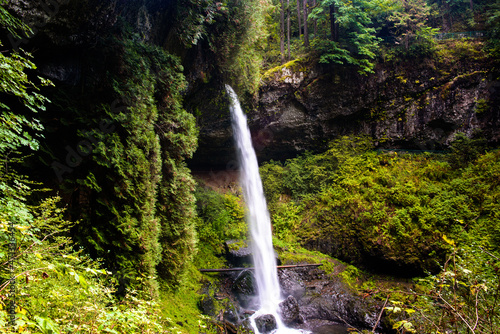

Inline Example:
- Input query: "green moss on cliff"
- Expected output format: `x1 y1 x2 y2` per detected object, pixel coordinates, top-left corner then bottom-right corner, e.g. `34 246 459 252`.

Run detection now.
261 58 311 82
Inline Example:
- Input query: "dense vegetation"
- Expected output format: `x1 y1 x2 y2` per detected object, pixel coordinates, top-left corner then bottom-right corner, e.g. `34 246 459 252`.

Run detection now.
260 135 497 275
0 3 203 332
263 0 500 74
259 135 500 332
1 0 499 333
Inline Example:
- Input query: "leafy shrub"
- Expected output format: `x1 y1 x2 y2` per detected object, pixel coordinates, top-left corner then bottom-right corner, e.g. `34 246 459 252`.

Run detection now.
385 239 500 333
447 132 487 168
0 196 167 333
261 135 500 277
195 186 247 247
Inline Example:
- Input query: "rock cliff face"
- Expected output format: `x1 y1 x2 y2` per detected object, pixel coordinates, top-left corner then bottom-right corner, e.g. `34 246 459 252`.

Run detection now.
190 48 500 167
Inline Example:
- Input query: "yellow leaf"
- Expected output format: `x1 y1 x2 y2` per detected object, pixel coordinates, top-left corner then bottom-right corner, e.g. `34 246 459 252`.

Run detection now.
15 225 29 231
442 234 455 246
35 253 42 259
15 306 27 315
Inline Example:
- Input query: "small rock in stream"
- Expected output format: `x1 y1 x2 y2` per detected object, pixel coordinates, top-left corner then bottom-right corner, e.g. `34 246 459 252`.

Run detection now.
254 314 277 333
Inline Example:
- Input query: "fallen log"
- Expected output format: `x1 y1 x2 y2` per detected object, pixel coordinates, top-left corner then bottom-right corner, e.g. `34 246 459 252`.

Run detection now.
199 263 322 273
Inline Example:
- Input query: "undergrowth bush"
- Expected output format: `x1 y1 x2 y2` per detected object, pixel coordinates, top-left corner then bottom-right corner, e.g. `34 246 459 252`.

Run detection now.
0 196 169 333
261 136 500 276
260 135 500 333
193 186 247 270
384 238 500 333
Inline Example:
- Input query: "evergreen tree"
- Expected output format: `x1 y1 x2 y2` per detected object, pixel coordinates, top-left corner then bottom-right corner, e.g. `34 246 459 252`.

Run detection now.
389 0 433 50
309 0 385 74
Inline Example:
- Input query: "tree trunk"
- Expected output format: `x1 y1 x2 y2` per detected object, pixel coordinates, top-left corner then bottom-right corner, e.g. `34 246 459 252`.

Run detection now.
330 4 339 42
287 0 291 61
280 0 285 64
442 0 451 32
296 0 301 39
312 0 317 36
303 0 309 47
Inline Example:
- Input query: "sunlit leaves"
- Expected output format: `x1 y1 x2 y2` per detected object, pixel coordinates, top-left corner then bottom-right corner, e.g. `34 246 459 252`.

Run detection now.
389 0 435 50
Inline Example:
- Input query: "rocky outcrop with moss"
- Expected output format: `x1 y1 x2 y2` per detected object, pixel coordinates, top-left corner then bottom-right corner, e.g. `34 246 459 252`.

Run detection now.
255 43 499 161
3 0 200 294
190 41 499 167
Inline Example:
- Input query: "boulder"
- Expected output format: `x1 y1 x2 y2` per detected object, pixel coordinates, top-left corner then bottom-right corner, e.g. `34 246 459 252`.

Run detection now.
225 240 253 267
231 270 257 309
278 269 306 300
254 314 277 334
278 295 302 326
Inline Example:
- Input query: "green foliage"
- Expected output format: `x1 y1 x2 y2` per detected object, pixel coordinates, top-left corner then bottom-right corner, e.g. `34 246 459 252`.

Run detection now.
157 266 215 334
0 2 53 154
261 136 373 201
48 26 200 292
210 0 271 97
261 136 500 278
194 186 247 251
385 241 500 333
179 0 270 98
389 0 434 50
487 0 500 56
71 34 166 295
447 132 487 168
271 201 302 244
261 136 500 331
0 195 168 334
260 160 286 204
176 0 226 47
0 0 31 39
310 0 385 74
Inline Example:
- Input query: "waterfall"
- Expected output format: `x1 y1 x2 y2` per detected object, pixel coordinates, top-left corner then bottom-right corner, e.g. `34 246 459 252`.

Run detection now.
227 85 309 334
226 85 284 330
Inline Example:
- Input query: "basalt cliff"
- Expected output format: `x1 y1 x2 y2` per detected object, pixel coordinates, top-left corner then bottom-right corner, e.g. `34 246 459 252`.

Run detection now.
189 49 500 168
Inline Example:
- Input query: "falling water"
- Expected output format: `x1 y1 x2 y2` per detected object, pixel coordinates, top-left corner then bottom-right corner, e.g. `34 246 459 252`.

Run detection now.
226 85 284 330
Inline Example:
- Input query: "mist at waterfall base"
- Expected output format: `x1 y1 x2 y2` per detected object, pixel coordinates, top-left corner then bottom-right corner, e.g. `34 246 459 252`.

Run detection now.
227 85 306 334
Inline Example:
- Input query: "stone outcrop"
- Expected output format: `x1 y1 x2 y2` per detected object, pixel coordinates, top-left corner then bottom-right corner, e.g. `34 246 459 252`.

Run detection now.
200 264 388 333
278 295 302 326
189 53 500 167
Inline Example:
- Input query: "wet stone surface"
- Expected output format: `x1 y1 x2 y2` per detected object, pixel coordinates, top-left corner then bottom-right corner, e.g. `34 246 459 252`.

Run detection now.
254 314 277 333
278 295 302 326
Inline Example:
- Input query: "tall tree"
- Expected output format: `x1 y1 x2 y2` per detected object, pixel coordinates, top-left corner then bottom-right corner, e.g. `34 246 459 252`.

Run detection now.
309 0 388 74
389 0 432 50
297 0 302 39
303 0 309 46
287 0 291 60
330 3 339 41
313 0 318 35
280 0 286 63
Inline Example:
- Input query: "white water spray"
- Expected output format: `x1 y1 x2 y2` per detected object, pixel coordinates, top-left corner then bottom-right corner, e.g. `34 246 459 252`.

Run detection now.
226 85 281 312
227 85 305 334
